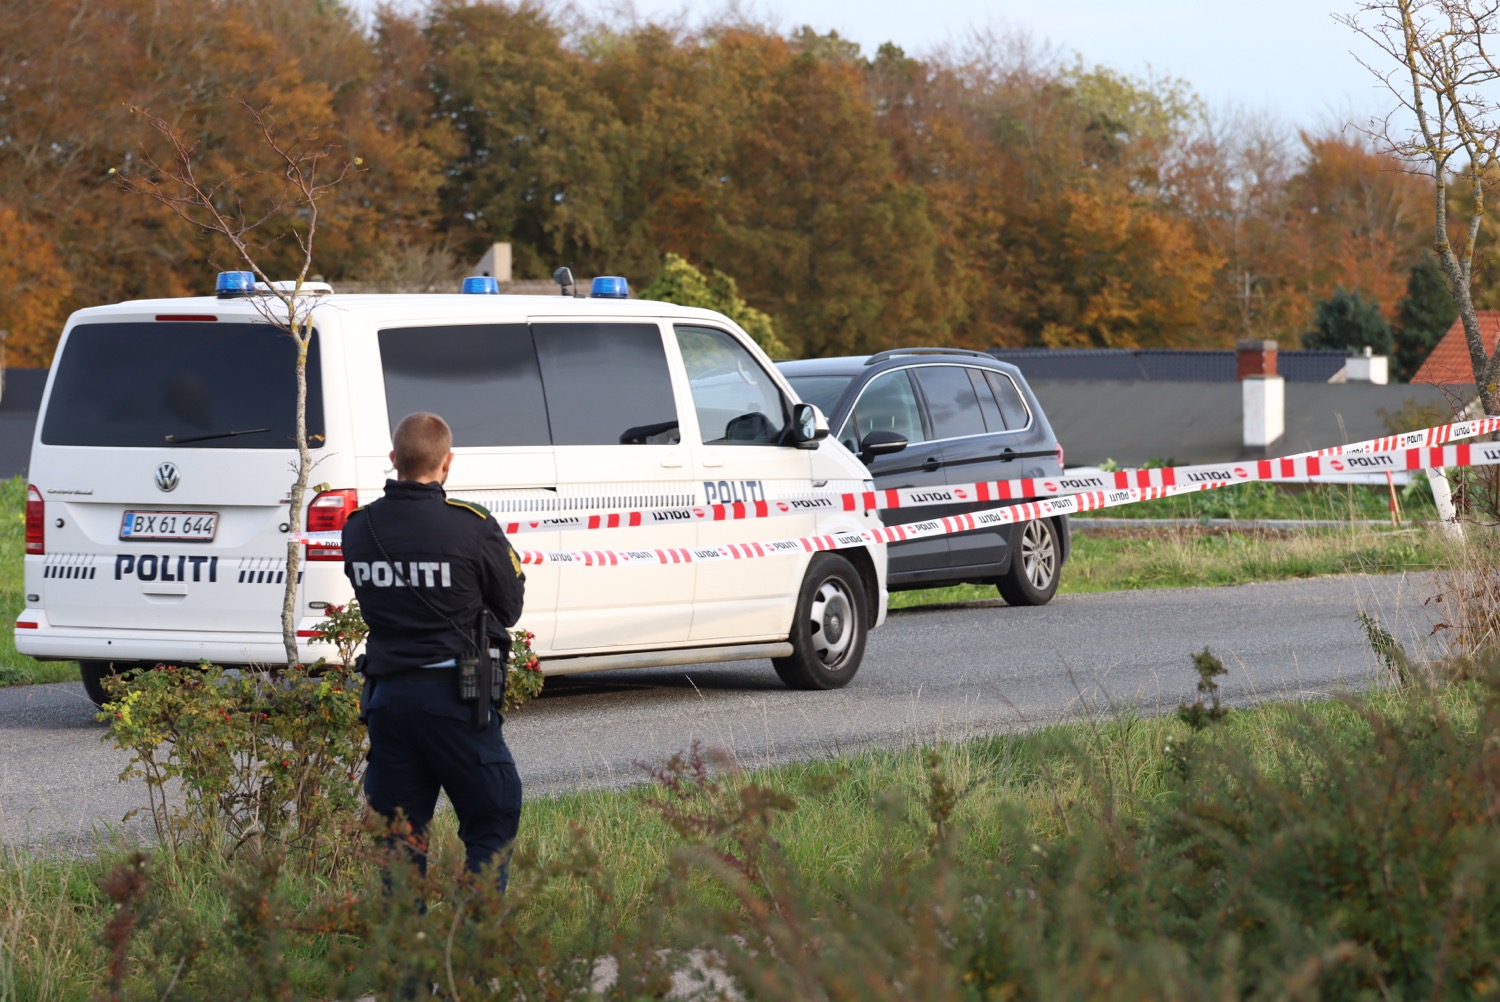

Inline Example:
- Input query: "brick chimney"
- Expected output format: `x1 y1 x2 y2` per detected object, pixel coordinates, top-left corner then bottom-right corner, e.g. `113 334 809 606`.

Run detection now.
1236 339 1278 380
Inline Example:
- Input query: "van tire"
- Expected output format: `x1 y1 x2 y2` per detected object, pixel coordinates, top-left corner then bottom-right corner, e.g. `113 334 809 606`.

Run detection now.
773 554 867 690
996 518 1060 606
80 660 124 707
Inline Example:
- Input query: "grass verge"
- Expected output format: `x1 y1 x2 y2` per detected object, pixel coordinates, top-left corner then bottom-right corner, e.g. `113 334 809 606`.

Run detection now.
0 478 74 686
891 522 1447 609
3 664 1494 999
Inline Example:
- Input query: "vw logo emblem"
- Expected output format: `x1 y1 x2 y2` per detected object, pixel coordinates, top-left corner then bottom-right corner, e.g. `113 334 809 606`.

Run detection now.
155 463 180 493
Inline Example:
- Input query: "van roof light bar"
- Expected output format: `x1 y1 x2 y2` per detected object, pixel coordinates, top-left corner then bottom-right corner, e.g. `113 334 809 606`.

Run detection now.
461 276 500 295
590 276 629 299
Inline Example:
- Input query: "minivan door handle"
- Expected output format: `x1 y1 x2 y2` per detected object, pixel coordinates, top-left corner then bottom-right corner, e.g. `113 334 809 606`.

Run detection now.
921 455 941 472
660 450 686 469
999 447 1016 461
700 449 725 469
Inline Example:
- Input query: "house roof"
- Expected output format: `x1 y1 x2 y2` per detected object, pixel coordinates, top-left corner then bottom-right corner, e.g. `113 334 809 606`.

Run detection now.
1410 312 1500 385
1029 379 1459 467
989 347 1350 383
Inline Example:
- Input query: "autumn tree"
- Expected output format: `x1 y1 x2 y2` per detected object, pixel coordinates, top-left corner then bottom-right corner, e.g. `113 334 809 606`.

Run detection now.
1343 0 1500 413
640 253 791 357
0 0 432 359
426 1 627 277
0 204 73 365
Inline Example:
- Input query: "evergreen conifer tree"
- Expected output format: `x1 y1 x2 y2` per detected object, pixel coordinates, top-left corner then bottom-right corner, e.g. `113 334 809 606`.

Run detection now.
1302 288 1393 355
1392 254 1457 381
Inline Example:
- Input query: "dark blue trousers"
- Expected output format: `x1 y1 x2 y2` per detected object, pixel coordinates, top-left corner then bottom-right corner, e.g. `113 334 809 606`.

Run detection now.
364 674 522 888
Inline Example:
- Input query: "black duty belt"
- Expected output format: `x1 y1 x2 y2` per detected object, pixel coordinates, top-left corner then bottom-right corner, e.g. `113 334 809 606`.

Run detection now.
375 667 461 685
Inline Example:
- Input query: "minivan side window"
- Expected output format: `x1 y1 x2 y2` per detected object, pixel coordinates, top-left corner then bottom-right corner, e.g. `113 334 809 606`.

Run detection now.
675 326 788 445
534 323 679 445
379 324 550 447
983 371 1032 430
912 365 987 440
844 370 925 453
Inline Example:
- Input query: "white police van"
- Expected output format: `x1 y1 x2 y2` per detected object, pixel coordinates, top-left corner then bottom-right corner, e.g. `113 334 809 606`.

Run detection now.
16 272 888 704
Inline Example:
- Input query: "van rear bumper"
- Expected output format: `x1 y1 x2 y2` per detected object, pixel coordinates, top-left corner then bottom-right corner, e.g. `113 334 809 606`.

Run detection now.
13 612 332 667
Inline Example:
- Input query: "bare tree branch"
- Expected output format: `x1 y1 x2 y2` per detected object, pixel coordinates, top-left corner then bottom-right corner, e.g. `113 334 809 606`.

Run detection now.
1341 0 1500 413
117 99 363 665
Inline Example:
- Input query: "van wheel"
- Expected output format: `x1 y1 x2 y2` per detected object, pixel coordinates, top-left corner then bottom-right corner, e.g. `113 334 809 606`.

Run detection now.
773 554 867 690
997 519 1060 607
80 660 125 707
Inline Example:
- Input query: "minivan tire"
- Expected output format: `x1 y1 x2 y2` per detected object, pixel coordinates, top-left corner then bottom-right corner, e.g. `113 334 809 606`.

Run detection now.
80 660 123 708
996 518 1061 607
773 554 868 690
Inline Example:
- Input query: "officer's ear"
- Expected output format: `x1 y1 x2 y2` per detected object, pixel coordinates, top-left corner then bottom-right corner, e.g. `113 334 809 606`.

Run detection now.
438 451 454 483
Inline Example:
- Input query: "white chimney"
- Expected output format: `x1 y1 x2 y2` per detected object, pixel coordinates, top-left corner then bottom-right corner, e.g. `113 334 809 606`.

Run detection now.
1344 346 1389 384
1242 373 1285 453
472 242 513 283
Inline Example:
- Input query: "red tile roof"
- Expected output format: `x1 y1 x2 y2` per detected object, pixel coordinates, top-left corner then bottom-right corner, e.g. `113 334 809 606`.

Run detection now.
1412 312 1500 384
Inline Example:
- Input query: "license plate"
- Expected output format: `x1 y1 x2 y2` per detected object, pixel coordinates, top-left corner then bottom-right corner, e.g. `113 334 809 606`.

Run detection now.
119 510 219 542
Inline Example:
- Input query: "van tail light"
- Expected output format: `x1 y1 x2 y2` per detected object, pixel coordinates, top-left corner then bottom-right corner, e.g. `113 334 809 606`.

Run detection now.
1056 443 1065 469
305 489 359 561
25 485 44 555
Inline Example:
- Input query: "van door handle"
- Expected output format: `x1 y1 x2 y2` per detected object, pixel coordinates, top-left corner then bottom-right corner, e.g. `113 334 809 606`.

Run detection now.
701 449 725 469
921 456 941 472
660 450 685 469
999 448 1016 461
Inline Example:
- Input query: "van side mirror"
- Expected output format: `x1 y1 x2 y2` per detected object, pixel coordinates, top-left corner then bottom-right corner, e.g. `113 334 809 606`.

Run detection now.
791 402 829 448
859 429 908 462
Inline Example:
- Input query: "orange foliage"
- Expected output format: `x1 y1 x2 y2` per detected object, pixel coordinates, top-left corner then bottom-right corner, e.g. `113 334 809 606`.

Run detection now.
0 204 73 366
0 4 1442 359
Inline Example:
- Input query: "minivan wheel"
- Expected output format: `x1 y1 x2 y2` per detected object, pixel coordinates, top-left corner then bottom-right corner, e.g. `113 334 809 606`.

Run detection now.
773 554 868 690
996 518 1060 607
80 660 126 708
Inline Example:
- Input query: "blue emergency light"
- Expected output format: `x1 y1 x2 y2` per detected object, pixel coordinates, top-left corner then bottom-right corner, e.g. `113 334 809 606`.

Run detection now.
215 271 256 298
590 276 629 299
461 276 500 295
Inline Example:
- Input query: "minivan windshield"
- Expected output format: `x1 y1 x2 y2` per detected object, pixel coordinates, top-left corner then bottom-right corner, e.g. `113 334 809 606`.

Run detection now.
41 322 325 448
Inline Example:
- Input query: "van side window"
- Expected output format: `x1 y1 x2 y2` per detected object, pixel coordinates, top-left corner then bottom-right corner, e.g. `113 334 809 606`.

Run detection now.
912 365 986 440
844 371 925 452
379 324 550 447
533 323 679 445
675 326 788 445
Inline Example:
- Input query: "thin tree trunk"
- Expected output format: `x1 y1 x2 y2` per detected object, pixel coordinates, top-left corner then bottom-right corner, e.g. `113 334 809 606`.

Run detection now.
282 324 311 667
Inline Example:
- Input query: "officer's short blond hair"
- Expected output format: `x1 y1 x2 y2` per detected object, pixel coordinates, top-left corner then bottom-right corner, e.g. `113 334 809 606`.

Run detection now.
392 412 452 479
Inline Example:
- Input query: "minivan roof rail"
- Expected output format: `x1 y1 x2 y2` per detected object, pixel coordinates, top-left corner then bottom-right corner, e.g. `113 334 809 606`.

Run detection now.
864 347 992 365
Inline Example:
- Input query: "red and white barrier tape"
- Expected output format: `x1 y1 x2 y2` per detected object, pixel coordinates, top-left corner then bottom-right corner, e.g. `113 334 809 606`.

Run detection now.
504 441 1500 565
297 423 1500 565
480 417 1500 537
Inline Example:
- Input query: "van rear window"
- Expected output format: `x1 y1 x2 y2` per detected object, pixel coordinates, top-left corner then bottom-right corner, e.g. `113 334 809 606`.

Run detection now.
41 322 325 448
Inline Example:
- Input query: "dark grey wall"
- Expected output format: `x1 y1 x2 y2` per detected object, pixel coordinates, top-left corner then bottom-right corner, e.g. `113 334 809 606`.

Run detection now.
1 368 46 480
1028 379 1461 468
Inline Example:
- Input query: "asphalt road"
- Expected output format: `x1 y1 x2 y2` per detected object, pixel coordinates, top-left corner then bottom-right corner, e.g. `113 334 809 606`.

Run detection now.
1 572 1440 855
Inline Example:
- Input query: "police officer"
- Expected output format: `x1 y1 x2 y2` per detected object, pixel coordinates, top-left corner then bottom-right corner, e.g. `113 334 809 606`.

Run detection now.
342 411 525 886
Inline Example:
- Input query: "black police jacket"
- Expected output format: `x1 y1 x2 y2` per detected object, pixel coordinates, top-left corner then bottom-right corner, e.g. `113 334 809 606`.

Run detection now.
341 479 526 676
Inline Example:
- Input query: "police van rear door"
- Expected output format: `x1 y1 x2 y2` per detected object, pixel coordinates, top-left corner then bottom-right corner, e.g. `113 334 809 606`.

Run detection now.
29 317 329 632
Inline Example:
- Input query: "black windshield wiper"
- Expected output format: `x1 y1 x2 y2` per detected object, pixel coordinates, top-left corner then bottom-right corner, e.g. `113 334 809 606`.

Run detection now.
164 427 272 445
